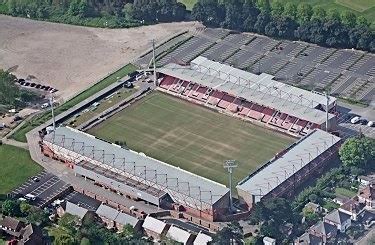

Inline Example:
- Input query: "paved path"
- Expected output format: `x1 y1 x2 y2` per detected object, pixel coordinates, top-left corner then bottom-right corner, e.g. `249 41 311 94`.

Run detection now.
1 138 29 149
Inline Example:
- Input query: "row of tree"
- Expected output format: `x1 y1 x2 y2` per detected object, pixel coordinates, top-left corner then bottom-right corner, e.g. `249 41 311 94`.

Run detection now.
3 0 187 27
191 0 374 52
49 213 149 245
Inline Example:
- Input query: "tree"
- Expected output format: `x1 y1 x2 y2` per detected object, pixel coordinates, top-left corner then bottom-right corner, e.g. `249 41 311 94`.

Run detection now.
341 11 357 28
49 226 77 245
356 16 370 27
256 0 270 13
254 12 271 34
80 238 91 245
221 1 243 30
2 199 20 216
58 213 80 234
192 0 225 27
249 198 299 240
271 0 284 16
311 6 326 21
339 137 375 168
283 2 297 20
327 9 341 22
211 221 243 244
242 0 260 32
27 207 49 226
296 3 313 23
20 201 32 215
120 224 136 239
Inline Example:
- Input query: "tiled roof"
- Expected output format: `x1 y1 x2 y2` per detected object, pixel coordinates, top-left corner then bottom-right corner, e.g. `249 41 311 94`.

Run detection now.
324 210 351 225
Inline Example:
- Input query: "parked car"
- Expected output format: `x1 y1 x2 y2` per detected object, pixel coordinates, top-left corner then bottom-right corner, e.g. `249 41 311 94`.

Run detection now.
368 121 374 127
350 116 360 124
359 119 368 125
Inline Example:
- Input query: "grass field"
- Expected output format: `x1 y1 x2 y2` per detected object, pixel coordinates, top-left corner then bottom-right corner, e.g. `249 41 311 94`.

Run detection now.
178 0 197 10
11 64 137 143
335 187 357 198
88 92 294 185
270 0 375 27
0 145 43 195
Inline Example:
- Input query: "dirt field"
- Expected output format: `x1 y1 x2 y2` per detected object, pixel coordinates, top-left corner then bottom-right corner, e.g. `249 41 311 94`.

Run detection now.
88 91 295 184
0 15 200 101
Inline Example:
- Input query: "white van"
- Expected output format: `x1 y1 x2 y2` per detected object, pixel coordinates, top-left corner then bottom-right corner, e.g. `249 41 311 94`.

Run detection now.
351 116 360 124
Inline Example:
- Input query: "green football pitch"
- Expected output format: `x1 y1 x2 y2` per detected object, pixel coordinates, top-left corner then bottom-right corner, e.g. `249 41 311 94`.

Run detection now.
88 92 295 185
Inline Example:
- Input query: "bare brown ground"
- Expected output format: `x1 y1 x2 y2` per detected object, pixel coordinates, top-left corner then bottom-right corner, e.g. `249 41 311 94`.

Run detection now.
0 15 200 101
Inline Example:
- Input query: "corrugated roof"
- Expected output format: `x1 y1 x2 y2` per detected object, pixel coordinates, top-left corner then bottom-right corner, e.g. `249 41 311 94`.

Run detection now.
65 201 88 219
167 226 192 243
158 56 336 125
43 127 229 210
142 216 168 235
237 129 340 202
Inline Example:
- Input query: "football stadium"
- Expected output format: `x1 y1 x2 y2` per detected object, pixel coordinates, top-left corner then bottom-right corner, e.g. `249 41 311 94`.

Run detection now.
39 56 342 222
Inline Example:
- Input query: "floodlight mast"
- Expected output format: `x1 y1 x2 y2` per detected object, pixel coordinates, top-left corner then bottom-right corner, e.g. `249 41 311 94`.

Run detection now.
224 160 237 211
152 39 157 86
50 92 55 130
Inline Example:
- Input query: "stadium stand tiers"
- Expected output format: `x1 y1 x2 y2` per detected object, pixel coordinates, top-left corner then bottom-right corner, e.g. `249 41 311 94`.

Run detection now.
236 129 341 209
41 127 230 221
157 56 338 136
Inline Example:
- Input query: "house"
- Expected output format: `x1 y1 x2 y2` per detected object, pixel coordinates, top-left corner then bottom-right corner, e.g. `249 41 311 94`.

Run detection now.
95 204 118 229
0 217 43 245
57 201 91 220
339 198 365 221
358 185 375 208
304 202 322 214
309 221 337 242
193 232 212 245
95 204 142 231
142 216 170 241
358 176 375 186
18 224 44 245
0 216 25 237
295 232 323 245
167 226 195 245
324 210 351 232
114 212 142 231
